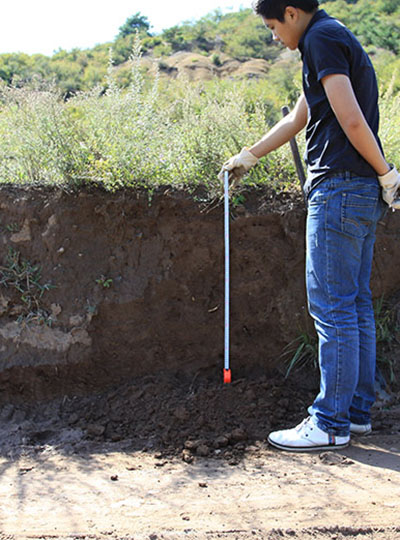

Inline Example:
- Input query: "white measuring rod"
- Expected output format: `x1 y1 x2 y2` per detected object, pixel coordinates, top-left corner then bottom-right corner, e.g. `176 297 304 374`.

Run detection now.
224 169 231 384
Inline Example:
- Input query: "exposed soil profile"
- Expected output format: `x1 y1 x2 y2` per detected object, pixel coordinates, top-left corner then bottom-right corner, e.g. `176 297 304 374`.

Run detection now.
1 185 400 539
1 184 400 405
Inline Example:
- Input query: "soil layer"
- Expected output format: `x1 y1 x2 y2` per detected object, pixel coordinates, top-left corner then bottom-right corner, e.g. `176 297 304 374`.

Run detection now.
1 185 400 404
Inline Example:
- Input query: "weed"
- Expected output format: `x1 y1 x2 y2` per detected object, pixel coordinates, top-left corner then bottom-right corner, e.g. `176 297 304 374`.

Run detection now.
374 296 399 383
0 247 54 323
283 297 399 382
5 223 20 232
96 276 113 288
19 310 54 327
231 193 246 208
374 296 396 346
281 331 318 379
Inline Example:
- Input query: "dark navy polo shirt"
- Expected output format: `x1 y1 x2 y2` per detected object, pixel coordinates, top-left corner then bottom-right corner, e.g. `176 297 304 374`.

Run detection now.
298 10 382 195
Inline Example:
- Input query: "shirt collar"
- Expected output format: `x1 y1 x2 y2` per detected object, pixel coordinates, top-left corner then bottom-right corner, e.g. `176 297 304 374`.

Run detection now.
298 9 330 54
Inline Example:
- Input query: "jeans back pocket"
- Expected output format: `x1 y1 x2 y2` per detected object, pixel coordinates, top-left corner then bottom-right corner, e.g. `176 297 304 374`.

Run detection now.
341 193 378 238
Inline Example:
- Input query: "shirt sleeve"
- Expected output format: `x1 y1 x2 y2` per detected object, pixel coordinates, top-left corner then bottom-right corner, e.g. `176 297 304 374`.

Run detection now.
305 28 351 81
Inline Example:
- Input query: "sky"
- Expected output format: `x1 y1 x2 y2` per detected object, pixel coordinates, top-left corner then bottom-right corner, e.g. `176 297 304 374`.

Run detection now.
1 0 247 56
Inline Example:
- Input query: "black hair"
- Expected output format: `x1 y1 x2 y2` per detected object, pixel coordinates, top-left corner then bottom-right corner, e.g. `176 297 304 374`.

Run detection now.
252 0 319 22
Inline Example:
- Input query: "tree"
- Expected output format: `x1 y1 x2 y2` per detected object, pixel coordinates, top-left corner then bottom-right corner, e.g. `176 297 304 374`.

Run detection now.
117 13 151 38
161 26 189 52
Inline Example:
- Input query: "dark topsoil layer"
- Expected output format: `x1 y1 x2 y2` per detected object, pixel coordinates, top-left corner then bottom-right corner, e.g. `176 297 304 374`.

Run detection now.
0 184 400 459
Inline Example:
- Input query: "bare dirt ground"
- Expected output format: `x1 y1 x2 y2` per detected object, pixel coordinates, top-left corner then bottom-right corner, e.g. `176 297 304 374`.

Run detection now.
0 367 400 540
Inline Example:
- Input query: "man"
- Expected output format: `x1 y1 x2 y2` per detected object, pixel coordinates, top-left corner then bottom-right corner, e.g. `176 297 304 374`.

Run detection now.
220 0 400 451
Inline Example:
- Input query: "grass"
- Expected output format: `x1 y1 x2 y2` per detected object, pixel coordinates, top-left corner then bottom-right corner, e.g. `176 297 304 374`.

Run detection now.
283 296 399 383
374 296 399 383
281 331 318 379
0 247 54 324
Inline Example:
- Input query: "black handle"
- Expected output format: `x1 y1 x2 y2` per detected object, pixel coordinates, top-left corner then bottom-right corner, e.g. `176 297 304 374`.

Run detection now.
281 105 306 190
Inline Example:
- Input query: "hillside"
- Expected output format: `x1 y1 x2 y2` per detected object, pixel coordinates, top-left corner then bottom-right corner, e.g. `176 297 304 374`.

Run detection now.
131 50 299 82
0 0 399 192
0 0 399 96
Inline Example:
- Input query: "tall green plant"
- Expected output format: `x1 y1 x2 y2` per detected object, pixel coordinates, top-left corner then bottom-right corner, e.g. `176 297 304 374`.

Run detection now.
0 35 398 191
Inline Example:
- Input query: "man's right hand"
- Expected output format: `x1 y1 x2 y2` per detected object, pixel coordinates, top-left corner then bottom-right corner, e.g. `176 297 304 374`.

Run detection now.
378 166 400 210
218 147 259 187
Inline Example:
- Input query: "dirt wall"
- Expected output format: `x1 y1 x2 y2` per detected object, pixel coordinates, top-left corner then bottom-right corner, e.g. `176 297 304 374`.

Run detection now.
1 186 400 403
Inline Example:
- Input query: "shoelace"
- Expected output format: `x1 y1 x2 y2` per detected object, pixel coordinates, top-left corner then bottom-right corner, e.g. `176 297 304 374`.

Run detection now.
295 416 313 432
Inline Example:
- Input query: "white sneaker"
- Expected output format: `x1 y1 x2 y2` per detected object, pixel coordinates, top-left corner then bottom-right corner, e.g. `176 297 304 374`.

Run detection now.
268 417 350 452
307 406 372 435
349 422 372 435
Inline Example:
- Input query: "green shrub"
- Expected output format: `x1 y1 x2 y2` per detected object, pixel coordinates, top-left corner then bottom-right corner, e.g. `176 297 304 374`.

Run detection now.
211 54 222 67
0 35 398 193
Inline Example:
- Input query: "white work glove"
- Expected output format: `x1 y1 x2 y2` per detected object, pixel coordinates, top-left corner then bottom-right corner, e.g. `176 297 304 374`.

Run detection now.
218 147 259 188
378 166 400 210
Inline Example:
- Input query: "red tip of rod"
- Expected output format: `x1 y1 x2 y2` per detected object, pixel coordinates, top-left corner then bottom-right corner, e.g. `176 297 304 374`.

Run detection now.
223 369 231 384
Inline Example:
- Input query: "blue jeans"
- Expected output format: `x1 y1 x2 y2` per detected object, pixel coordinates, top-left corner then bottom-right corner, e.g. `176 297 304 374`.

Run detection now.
306 174 385 436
